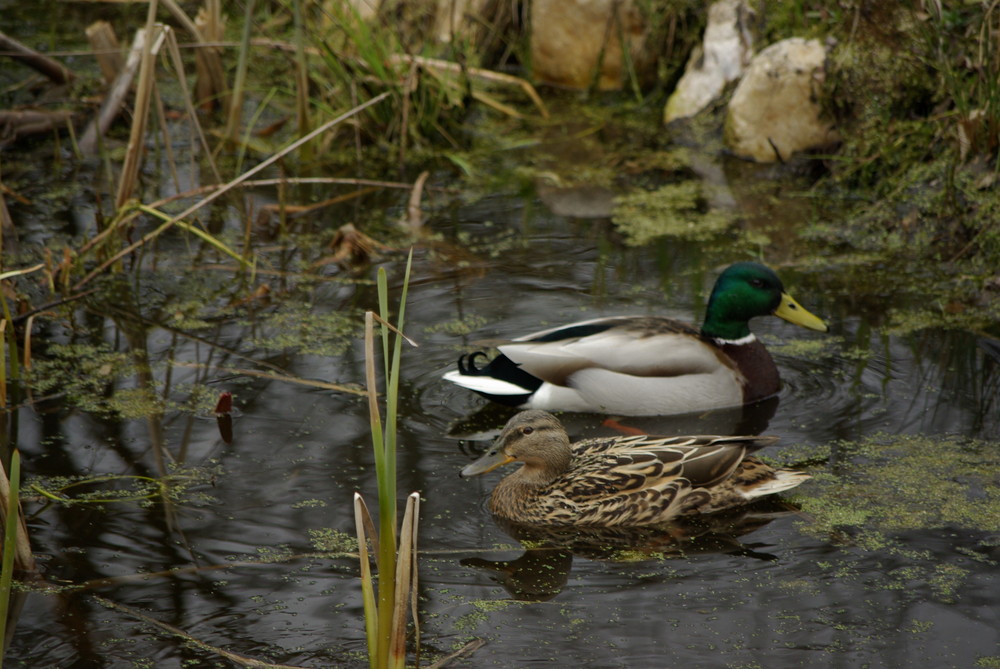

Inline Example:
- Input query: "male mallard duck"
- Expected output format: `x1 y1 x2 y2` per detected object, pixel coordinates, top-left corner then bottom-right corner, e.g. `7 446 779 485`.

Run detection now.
443 261 828 416
460 410 809 526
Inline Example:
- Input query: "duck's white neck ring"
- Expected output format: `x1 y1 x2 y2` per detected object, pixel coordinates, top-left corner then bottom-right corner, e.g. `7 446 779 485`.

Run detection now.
712 333 757 346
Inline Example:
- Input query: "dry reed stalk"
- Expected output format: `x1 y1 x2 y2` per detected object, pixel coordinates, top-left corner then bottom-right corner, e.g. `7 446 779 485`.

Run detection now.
85 20 123 85
192 0 229 111
293 0 312 162
388 53 550 118
0 164 15 258
390 492 420 663
79 27 147 155
401 170 429 232
171 361 367 396
0 29 75 84
162 29 223 183
0 455 34 573
223 0 255 144
0 110 75 146
90 595 308 669
115 4 166 210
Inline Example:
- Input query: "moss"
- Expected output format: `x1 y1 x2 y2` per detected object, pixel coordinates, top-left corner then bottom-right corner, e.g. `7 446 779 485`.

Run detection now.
308 529 358 554
612 181 736 245
793 433 1000 536
424 314 490 337
248 304 359 357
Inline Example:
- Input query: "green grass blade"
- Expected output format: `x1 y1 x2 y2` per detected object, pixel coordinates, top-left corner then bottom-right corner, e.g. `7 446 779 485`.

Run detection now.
0 450 22 660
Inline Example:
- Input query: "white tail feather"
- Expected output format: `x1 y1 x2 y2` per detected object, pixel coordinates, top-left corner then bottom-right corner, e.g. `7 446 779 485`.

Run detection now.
742 471 811 499
442 370 532 396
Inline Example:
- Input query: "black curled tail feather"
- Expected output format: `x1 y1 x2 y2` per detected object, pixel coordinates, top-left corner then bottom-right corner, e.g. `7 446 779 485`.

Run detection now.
454 351 544 407
458 351 491 375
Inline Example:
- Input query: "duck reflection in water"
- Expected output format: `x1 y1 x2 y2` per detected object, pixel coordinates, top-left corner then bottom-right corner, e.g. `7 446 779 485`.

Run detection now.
462 506 797 601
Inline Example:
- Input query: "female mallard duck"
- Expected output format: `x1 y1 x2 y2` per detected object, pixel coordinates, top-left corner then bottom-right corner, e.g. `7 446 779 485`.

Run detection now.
443 262 828 416
460 410 809 526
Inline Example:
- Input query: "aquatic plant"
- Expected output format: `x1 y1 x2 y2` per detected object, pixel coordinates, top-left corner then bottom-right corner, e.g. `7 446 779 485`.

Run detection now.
0 450 35 665
354 251 420 668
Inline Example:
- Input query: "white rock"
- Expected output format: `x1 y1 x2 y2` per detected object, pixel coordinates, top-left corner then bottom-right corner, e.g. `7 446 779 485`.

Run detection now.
725 37 839 162
664 0 753 123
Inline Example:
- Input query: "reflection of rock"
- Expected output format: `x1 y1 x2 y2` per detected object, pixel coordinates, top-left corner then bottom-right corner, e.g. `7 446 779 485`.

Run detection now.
725 37 840 162
536 174 617 219
463 505 794 600
664 0 753 123
531 0 653 90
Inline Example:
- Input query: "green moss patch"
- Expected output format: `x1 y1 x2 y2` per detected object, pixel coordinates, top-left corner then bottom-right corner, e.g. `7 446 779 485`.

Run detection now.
784 433 1000 536
612 182 736 245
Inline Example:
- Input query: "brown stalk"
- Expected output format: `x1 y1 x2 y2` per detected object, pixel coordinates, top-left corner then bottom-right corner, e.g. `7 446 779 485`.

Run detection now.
85 21 123 85
161 28 223 183
0 457 35 573
115 8 166 210
171 361 366 396
0 29 75 84
390 491 420 664
79 27 147 155
388 53 550 119
401 170 429 232
90 595 308 669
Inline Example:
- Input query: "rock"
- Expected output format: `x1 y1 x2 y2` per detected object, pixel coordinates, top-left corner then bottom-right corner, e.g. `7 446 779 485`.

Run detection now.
531 0 652 90
725 37 839 162
536 177 617 219
664 0 753 123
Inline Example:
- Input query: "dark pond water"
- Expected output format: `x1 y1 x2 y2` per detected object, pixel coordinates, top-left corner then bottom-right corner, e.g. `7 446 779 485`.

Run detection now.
5 158 1000 669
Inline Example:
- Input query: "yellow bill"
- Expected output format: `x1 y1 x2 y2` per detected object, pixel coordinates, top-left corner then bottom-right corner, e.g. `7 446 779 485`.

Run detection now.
774 292 829 332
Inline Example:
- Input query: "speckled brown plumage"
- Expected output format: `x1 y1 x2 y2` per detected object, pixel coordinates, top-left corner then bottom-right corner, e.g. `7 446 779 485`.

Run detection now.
460 410 810 527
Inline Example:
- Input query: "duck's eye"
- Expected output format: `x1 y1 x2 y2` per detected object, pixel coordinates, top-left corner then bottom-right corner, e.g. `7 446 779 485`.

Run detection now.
749 278 765 288
521 426 534 435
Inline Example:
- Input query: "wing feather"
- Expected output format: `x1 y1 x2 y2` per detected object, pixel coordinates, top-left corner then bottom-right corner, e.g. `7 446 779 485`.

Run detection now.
500 316 723 385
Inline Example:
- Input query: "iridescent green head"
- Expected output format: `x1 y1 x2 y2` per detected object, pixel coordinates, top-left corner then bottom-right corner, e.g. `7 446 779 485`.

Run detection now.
701 262 828 341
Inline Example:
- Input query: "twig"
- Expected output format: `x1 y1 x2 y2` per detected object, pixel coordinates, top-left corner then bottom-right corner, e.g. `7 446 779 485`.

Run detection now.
0 111 75 146
427 639 487 668
91 595 309 669
389 53 549 119
171 361 366 396
0 29 75 84
10 289 97 325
